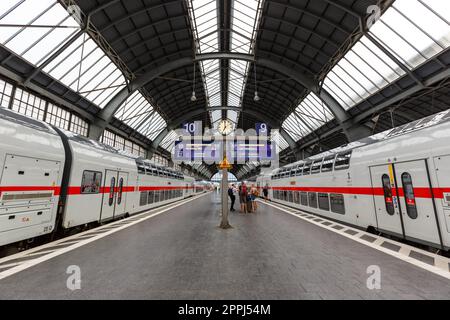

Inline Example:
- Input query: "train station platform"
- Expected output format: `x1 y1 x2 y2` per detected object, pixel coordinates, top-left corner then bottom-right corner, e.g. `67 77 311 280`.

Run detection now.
0 192 449 300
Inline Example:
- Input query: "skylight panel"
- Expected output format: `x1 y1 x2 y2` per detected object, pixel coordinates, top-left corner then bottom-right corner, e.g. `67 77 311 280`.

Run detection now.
323 33 406 110
0 0 81 66
43 33 126 109
368 0 450 70
160 130 180 152
282 92 334 141
115 91 156 129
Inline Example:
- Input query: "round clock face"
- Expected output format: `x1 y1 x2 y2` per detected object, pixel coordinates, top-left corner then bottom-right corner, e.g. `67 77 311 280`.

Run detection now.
218 119 234 136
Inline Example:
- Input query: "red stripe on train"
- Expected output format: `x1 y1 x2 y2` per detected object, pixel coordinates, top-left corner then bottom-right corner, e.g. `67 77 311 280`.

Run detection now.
271 186 450 199
0 186 61 195
0 186 191 196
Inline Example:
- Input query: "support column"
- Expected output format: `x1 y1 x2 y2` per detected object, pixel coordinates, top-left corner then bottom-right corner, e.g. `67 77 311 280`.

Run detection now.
220 137 232 229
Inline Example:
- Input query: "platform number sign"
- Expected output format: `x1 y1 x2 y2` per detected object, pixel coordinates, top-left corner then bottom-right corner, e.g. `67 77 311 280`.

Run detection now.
256 123 270 135
183 122 196 135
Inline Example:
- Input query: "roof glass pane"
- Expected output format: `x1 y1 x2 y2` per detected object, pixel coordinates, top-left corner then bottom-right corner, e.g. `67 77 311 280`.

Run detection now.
43 33 126 109
368 0 450 69
160 130 180 152
282 92 334 141
323 33 408 110
0 0 80 66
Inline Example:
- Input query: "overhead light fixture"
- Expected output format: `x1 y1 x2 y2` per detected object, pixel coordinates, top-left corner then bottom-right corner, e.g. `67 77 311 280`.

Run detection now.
254 91 260 102
254 63 260 102
191 62 197 102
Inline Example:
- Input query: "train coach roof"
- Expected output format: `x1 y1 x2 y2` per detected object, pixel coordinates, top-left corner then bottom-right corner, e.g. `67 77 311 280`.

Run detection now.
274 109 450 173
0 107 56 134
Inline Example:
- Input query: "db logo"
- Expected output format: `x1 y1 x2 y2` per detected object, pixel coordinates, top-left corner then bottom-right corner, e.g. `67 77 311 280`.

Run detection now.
22 217 30 222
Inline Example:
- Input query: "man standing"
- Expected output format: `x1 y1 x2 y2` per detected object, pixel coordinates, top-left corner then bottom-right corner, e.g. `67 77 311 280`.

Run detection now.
228 184 236 212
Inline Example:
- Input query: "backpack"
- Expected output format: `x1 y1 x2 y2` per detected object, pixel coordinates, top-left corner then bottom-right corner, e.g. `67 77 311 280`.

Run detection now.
241 185 247 195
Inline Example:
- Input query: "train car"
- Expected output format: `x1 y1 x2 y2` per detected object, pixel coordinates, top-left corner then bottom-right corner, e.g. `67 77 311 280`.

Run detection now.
0 107 199 250
135 159 190 211
257 109 450 251
0 108 65 247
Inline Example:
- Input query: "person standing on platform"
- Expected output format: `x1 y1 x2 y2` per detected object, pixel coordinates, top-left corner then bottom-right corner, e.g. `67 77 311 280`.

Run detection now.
228 184 236 212
250 184 258 213
240 183 248 213
263 184 269 201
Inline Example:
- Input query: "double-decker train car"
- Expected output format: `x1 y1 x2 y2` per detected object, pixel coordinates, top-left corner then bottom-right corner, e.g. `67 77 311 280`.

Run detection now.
257 109 450 251
0 107 199 250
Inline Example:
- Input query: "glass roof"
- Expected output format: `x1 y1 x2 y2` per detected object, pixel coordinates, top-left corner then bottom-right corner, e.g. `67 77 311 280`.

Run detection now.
0 0 80 66
0 0 127 109
114 91 167 141
188 0 263 127
160 130 180 152
188 0 221 115
323 0 450 110
226 0 262 124
272 130 289 152
282 92 334 141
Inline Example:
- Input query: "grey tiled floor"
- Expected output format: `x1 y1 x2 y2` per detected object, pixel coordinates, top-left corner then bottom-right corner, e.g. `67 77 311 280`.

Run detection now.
0 192 449 300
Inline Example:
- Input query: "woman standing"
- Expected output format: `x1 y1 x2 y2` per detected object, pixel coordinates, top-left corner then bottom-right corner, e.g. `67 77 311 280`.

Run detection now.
239 183 248 213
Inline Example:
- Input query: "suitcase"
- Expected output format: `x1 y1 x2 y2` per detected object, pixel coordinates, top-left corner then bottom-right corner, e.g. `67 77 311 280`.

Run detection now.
246 196 253 212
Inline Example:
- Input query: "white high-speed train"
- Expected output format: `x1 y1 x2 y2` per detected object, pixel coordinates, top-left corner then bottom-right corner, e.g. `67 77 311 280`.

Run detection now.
0 107 203 251
257 109 450 251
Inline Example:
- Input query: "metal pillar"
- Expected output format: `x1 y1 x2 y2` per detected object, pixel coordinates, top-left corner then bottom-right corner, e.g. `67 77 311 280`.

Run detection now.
220 137 231 229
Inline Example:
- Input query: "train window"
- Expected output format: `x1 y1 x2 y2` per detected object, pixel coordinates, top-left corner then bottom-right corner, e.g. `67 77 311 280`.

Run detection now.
401 173 418 220
311 160 322 175
117 178 124 205
318 193 330 211
288 191 293 203
330 194 345 215
308 192 318 208
136 160 146 174
321 156 335 173
148 191 154 204
283 191 288 201
108 177 116 206
165 190 170 200
300 192 308 206
294 191 300 204
81 171 102 194
382 174 395 216
334 151 352 171
303 161 312 175
139 192 147 206
154 191 160 203
296 165 304 176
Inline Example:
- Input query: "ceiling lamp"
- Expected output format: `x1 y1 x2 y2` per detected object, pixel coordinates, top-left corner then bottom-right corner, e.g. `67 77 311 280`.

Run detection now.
253 63 260 102
191 62 197 102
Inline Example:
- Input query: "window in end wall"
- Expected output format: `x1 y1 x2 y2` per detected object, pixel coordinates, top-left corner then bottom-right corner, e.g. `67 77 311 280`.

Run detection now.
70 114 89 137
46 103 70 131
12 88 46 121
0 78 13 109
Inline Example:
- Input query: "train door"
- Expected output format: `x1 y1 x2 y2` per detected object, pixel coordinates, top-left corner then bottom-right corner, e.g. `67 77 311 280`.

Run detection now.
100 170 117 221
100 170 129 221
369 165 404 237
394 160 442 246
434 155 450 233
115 172 129 218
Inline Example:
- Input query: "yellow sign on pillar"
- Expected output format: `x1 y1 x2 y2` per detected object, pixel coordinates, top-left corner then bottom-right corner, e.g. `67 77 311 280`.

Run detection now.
218 156 233 170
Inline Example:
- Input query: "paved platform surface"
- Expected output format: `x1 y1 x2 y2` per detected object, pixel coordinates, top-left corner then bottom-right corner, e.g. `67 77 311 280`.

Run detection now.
0 192 449 300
